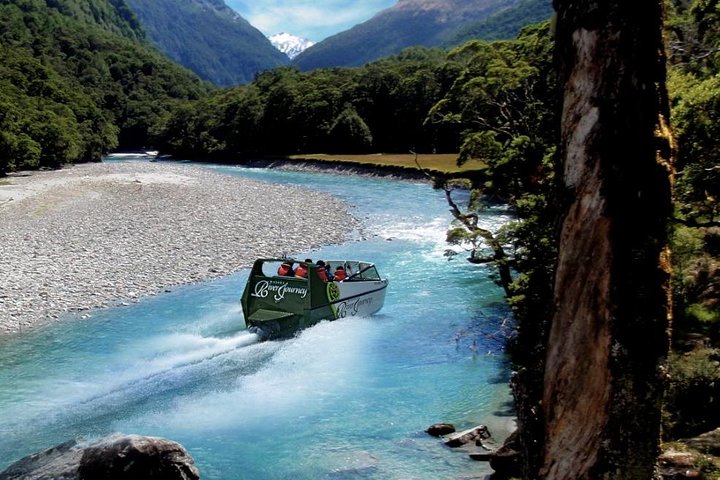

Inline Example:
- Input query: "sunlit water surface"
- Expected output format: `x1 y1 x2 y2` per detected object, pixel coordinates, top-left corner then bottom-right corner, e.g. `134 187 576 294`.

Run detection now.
0 158 514 479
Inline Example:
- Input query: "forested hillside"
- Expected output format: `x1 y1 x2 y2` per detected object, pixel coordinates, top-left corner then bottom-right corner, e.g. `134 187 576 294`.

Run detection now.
292 0 529 71
125 0 289 86
155 47 456 158
444 0 553 44
0 0 209 175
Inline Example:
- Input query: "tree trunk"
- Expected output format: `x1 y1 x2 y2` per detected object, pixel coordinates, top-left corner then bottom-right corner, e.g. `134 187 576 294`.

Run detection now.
541 1 674 478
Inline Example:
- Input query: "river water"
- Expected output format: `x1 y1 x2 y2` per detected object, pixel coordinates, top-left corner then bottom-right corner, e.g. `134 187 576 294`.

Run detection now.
0 159 514 479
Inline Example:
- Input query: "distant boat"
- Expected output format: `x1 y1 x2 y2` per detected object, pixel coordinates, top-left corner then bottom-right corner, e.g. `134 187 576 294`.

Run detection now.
240 258 389 340
144 150 159 159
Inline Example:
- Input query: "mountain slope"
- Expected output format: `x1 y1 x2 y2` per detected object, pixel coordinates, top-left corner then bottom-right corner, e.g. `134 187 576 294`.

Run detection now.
293 0 524 71
444 0 553 45
35 0 147 42
126 0 289 86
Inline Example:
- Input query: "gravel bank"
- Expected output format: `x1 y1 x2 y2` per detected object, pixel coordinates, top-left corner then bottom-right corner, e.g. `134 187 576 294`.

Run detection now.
0 162 358 335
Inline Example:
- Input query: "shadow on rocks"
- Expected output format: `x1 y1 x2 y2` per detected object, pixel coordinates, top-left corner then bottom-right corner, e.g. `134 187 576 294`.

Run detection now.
0 434 200 480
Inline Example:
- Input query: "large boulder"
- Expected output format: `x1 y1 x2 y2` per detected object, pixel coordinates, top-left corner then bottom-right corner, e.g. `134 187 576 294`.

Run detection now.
0 439 82 480
469 430 523 479
0 434 199 480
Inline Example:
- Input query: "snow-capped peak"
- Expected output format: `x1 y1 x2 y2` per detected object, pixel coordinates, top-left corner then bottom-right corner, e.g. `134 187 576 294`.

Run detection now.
269 32 315 59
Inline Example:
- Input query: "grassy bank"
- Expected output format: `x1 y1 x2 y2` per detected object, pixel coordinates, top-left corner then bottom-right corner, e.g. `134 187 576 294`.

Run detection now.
288 153 485 175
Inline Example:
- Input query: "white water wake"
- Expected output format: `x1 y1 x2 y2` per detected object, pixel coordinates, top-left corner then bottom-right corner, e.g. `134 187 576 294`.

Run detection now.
0 329 273 437
124 316 376 433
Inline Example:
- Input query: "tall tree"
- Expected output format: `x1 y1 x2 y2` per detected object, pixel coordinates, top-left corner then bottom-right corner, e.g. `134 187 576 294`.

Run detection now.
539 1 674 478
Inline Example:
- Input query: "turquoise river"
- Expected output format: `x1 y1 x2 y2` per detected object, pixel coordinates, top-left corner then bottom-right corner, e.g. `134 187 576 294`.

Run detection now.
0 158 514 479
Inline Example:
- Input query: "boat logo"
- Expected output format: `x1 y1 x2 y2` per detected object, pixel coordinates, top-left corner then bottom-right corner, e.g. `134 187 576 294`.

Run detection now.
252 280 308 303
336 297 373 318
326 282 341 302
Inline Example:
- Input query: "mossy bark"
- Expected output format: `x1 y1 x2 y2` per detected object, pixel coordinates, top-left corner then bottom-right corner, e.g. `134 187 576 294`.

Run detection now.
540 1 674 478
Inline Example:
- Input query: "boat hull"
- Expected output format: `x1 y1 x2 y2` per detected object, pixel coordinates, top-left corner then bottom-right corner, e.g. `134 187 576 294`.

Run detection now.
330 281 388 319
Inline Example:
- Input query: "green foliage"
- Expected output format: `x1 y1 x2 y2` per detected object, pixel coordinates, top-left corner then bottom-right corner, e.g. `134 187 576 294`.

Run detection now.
665 0 720 75
446 225 473 245
425 23 559 393
663 348 720 439
157 47 455 158
355 49 450 152
429 22 557 203
669 70 720 224
328 106 373 153
687 303 719 324
35 0 146 41
0 0 209 175
671 227 720 344
666 0 720 362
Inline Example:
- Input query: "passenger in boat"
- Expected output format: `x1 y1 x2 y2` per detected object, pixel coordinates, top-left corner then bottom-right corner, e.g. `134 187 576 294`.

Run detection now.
295 261 310 278
334 265 347 281
277 261 295 277
315 260 331 282
321 260 334 281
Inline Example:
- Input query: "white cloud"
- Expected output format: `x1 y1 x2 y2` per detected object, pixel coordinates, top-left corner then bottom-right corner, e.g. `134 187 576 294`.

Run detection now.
226 0 396 41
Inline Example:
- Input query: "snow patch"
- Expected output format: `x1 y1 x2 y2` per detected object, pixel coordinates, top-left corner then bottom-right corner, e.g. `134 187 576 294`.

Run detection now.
269 32 315 59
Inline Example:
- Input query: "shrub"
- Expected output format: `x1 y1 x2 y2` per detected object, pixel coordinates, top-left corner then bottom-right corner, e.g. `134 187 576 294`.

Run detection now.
663 348 720 439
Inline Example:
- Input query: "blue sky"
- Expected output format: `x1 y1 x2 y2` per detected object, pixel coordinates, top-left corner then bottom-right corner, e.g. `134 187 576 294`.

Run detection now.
225 0 396 42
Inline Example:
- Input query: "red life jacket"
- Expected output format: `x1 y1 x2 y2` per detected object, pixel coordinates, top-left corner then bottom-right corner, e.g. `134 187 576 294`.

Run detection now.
278 264 293 276
316 267 328 282
295 264 308 278
334 268 347 281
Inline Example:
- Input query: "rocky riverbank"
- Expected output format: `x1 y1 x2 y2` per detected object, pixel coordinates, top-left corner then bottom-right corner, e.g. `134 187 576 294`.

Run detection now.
0 161 358 335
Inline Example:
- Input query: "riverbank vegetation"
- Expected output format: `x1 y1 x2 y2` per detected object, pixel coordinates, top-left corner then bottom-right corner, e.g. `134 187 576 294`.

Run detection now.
0 0 718 475
154 47 459 159
0 0 209 175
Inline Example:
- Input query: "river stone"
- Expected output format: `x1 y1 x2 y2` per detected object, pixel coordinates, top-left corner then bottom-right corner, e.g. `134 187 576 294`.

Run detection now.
0 439 82 480
443 425 490 448
0 434 199 480
487 430 523 479
425 423 456 437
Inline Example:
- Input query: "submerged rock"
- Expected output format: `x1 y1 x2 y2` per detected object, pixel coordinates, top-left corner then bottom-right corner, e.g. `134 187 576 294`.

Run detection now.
469 429 523 479
425 423 456 437
0 434 199 480
488 441 523 479
443 425 490 448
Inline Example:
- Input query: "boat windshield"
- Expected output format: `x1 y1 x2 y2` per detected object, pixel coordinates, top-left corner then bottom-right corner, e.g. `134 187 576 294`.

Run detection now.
342 261 381 281
256 259 382 281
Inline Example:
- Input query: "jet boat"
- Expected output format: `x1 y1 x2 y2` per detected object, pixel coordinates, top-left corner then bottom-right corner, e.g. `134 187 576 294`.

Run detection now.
240 258 389 340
